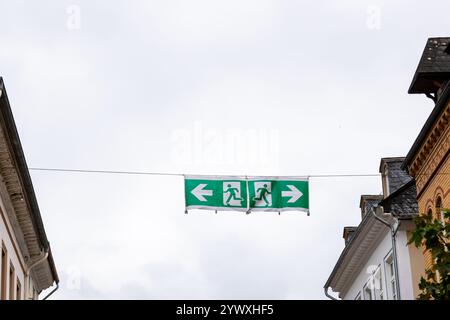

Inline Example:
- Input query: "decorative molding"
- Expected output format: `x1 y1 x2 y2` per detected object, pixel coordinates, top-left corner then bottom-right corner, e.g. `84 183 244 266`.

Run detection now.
414 124 450 197
0 204 26 273
433 186 446 200
424 199 434 211
410 102 450 182
445 188 450 199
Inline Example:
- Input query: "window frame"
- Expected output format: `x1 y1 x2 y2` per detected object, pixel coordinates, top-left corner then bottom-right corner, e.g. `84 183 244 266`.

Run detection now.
363 279 374 300
384 251 397 300
16 278 21 300
381 164 390 197
435 196 445 223
1 242 7 300
373 265 384 300
9 261 15 300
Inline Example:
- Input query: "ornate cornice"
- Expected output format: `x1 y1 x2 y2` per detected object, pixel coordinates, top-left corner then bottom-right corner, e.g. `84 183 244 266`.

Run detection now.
409 100 450 193
413 117 450 197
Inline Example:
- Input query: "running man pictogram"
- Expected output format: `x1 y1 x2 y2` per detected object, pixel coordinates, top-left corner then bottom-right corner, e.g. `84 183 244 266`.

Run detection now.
224 183 243 206
253 183 271 206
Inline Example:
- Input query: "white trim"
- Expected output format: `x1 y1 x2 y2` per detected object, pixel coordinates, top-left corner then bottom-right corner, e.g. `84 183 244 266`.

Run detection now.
373 265 384 300
363 279 373 300
384 250 397 300
331 216 388 295
185 175 246 181
247 176 309 181
185 175 309 182
382 164 390 197
395 231 415 299
186 205 247 212
248 207 309 213
0 203 26 272
186 205 309 214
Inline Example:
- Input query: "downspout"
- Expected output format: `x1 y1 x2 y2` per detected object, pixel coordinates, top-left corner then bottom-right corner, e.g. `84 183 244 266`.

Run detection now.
324 286 338 300
43 283 59 300
24 250 49 300
374 206 401 300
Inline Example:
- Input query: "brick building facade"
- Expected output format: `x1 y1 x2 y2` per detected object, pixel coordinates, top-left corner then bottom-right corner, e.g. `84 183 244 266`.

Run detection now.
403 37 450 272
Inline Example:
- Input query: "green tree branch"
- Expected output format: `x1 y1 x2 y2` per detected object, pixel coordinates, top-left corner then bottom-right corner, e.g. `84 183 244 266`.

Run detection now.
409 209 450 300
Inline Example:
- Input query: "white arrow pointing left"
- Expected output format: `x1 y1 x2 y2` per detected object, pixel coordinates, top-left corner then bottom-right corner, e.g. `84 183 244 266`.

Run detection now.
282 185 303 203
191 184 213 202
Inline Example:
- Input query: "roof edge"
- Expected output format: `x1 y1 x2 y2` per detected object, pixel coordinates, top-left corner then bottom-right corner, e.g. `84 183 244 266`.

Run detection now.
402 81 450 170
0 77 58 283
324 211 374 290
378 178 415 207
408 37 450 94
379 157 406 173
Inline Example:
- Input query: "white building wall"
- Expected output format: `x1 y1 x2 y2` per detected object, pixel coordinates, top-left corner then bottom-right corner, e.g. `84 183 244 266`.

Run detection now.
343 230 413 300
395 231 415 300
0 195 26 300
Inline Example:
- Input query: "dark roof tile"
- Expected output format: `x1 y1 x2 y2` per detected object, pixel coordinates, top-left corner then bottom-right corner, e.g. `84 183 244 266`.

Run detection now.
409 37 450 94
379 179 418 217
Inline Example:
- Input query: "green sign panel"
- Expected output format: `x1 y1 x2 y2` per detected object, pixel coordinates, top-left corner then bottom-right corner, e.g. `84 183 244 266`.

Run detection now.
184 176 248 211
248 177 309 213
185 176 309 214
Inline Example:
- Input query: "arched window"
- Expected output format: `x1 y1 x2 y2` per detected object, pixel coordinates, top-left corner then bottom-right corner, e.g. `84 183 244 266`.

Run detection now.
436 196 443 222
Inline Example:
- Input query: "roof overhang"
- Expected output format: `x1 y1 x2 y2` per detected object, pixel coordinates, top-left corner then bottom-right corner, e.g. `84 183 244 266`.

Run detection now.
408 37 450 94
378 157 405 173
324 212 392 298
378 179 418 219
402 82 450 171
0 77 58 290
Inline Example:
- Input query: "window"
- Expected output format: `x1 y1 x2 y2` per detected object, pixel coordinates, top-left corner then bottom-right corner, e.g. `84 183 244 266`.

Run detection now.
363 280 373 300
436 197 444 222
33 287 38 300
1 243 7 300
29 281 38 300
9 263 15 300
384 252 397 300
374 266 384 300
16 278 21 300
382 165 390 197
435 196 444 282
29 279 38 300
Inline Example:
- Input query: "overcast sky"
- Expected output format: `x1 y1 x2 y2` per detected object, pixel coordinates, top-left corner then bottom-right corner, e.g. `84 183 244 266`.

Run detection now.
1 0 449 299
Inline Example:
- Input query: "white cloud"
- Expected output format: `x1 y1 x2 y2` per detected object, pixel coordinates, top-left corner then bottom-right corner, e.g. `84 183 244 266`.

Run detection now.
128 0 281 48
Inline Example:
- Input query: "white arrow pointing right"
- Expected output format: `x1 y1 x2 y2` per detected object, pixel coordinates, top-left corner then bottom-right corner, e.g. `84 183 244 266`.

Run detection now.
191 184 213 202
282 185 303 203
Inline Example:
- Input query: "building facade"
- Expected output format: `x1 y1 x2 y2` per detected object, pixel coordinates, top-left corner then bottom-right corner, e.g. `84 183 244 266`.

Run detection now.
324 158 424 300
403 37 450 273
0 78 58 300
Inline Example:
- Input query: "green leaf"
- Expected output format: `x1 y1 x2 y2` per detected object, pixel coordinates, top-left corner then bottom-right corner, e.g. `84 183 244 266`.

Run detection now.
412 211 450 300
